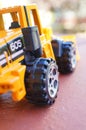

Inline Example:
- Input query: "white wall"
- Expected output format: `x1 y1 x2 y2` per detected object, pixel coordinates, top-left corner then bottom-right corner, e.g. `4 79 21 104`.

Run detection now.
0 0 30 8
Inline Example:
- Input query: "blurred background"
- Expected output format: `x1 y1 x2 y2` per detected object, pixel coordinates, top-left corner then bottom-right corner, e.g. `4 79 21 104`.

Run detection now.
0 0 86 33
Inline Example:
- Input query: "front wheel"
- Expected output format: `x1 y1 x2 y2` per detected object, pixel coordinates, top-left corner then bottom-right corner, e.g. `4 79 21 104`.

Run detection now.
25 58 59 105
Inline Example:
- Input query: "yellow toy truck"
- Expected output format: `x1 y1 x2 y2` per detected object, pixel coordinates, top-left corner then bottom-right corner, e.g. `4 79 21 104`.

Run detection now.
0 4 78 105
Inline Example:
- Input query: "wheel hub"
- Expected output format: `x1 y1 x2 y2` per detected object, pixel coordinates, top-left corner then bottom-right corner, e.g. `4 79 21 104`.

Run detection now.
71 49 76 69
48 64 59 98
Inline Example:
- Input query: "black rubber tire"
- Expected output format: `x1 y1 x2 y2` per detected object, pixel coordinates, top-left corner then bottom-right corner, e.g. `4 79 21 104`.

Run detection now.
25 58 59 105
56 44 76 73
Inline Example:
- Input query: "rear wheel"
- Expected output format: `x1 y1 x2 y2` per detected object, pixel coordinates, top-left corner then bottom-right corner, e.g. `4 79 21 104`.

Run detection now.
57 44 76 73
25 58 59 105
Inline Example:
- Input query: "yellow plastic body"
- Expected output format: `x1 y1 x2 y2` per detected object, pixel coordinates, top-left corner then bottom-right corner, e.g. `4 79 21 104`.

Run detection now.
0 4 55 101
0 29 26 101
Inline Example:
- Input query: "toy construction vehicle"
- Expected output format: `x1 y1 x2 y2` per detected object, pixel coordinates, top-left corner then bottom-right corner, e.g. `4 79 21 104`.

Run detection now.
0 4 79 105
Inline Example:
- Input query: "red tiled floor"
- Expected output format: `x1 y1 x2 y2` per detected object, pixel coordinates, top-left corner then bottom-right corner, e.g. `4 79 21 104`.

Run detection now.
0 34 86 130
